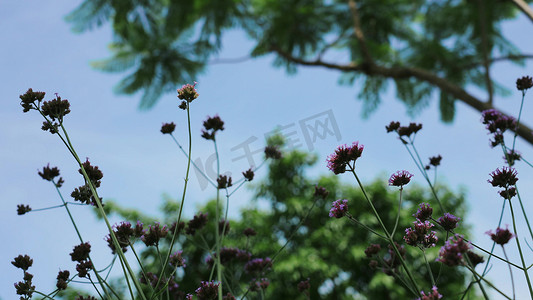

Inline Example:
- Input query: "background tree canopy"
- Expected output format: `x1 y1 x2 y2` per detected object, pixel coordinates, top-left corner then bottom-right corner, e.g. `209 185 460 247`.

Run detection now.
66 0 533 144
58 144 482 299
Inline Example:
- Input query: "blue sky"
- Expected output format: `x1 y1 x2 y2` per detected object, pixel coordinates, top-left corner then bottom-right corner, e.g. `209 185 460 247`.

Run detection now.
2 1 533 298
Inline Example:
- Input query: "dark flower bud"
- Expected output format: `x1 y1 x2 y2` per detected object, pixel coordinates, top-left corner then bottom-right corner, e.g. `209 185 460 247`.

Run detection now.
17 204 32 215
169 221 185 235
141 222 169 247
41 120 59 134
297 278 310 293
79 158 103 188
314 186 329 199
41 95 71 121
499 187 517 200
70 242 91 262
217 175 233 189
504 150 521 166
56 270 70 290
242 168 254 181
466 251 484 268
76 260 93 278
203 115 224 131
12 255 33 270
56 177 65 188
20 88 45 112
429 155 442 167
243 227 257 237
487 226 514 246
516 76 533 91
38 163 60 181
169 250 186 268
178 100 188 110
364 244 381 257
223 293 236 300
385 121 400 133
161 122 176 134
264 145 282 159
186 212 208 235
195 281 220 300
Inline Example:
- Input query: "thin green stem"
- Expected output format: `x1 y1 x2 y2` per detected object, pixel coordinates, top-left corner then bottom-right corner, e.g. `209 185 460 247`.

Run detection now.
465 265 512 300
60 124 143 300
391 188 403 238
502 246 515 299
349 167 420 295
422 249 435 286
170 134 217 188
213 138 223 300
508 200 533 297
153 103 193 299
511 91 526 151
482 201 507 276
402 143 444 213
514 187 533 242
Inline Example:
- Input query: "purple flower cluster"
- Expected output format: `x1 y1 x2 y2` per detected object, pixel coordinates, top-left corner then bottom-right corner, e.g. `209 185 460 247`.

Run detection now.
70 242 93 278
169 250 187 268
488 167 518 200
186 212 208 235
329 199 348 218
437 234 471 266
416 286 442 300
140 222 169 247
437 213 460 231
326 142 364 174
195 280 220 300
486 226 514 246
244 257 272 275
413 203 433 221
206 247 251 266
481 109 516 147
404 220 438 248
177 82 199 108
105 221 134 254
388 170 413 188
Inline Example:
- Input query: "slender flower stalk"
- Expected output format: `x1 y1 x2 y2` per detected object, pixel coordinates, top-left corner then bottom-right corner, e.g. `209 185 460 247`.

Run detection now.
508 200 533 297
349 166 420 295
154 102 194 297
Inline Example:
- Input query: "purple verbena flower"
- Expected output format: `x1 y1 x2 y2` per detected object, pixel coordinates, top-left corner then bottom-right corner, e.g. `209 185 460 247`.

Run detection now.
413 203 433 221
486 226 514 246
329 199 348 218
437 234 471 266
389 170 413 188
437 213 460 231
326 142 364 174
195 280 220 300
416 286 442 300
488 167 518 188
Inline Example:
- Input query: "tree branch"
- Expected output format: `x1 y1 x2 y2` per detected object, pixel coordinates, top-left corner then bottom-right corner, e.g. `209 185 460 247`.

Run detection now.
271 46 533 146
348 0 373 64
461 54 533 69
511 0 533 23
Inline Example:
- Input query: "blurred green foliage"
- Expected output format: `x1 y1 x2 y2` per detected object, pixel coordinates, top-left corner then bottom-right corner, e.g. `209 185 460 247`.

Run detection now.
66 0 525 120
